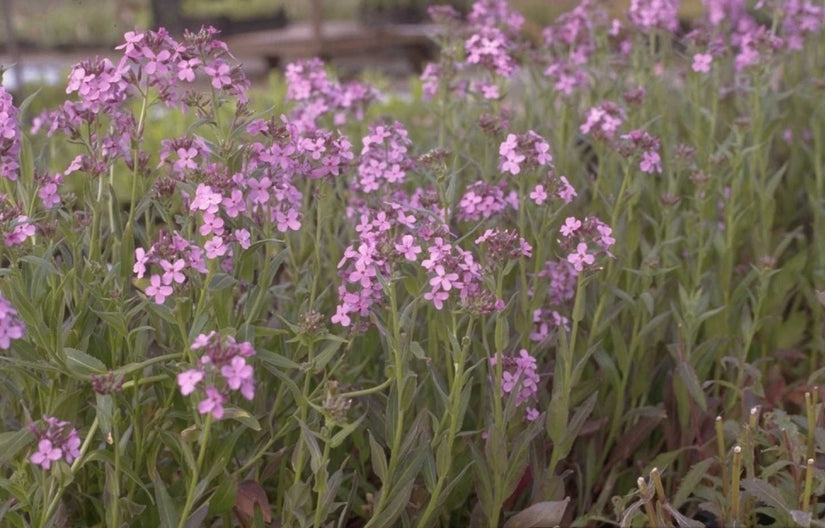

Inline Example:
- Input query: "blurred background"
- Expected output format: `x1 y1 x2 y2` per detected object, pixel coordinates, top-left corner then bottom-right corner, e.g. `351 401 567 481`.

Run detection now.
0 0 704 93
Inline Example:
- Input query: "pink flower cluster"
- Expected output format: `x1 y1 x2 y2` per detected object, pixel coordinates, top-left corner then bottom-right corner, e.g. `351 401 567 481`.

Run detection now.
543 58 592 97
357 121 414 193
529 171 577 206
33 26 249 201
134 231 209 304
421 0 523 100
0 195 36 248
704 0 747 26
285 58 378 131
498 130 552 176
618 129 663 174
474 228 532 266
0 87 21 181
29 416 82 470
177 331 256 420
457 181 518 222
541 0 608 65
559 216 615 272
334 198 504 326
490 349 541 422
580 102 626 141
529 259 579 342
629 0 681 33
0 291 25 349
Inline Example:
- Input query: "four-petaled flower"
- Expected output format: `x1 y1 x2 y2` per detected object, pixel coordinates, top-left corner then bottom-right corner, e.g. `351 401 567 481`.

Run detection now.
145 274 173 304
177 369 204 396
221 356 253 391
30 439 62 470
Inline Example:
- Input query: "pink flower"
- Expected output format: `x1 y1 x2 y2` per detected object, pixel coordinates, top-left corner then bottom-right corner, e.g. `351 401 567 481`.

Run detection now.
424 289 450 310
160 258 186 285
332 304 352 327
429 265 460 291
133 247 149 278
530 184 548 205
177 58 201 82
560 217 581 237
692 53 712 73
395 234 422 261
567 243 595 272
204 236 227 259
640 150 662 173
145 274 173 304
30 439 62 470
204 60 232 89
198 387 225 419
177 369 204 396
221 356 253 391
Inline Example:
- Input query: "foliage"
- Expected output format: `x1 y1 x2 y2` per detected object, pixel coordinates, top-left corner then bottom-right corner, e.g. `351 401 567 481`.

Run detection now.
1 1 825 527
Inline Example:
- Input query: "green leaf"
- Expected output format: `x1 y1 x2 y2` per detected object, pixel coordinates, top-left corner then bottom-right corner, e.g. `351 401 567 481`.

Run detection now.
672 458 715 508
208 273 236 292
221 407 261 431
65 347 107 377
96 394 114 438
675 361 707 412
368 432 388 484
19 255 58 276
153 472 180 528
0 428 34 464
329 414 365 448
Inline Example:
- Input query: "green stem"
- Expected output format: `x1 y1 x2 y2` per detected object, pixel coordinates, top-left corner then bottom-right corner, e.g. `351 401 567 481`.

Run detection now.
178 413 213 528
415 319 474 528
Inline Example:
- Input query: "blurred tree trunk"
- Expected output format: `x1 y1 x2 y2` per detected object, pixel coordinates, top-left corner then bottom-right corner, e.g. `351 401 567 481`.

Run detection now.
150 0 183 33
